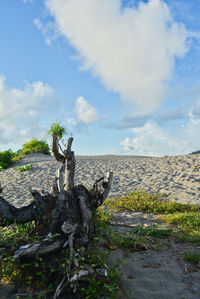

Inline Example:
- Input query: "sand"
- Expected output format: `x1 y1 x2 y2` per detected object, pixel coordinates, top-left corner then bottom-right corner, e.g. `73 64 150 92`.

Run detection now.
1 152 200 207
1 153 200 298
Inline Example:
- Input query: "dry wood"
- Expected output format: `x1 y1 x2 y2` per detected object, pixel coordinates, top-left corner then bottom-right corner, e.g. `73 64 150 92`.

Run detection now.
0 135 113 296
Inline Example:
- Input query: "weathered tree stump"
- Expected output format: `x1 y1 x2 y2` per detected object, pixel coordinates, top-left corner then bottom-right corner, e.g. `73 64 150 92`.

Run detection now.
0 134 113 297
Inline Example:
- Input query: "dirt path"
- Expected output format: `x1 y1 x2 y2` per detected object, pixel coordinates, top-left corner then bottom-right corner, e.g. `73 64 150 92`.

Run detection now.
107 212 200 299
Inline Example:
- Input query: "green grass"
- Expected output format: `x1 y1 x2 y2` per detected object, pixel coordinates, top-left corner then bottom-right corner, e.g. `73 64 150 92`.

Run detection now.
1 190 200 297
131 224 171 238
183 250 200 264
0 222 36 248
101 190 200 244
161 212 200 243
102 190 200 214
0 139 50 171
162 212 200 230
0 219 121 298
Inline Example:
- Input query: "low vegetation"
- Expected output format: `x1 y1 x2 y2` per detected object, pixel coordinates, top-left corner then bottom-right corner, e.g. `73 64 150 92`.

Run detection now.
183 249 200 265
101 191 200 244
1 126 200 297
0 139 50 171
17 138 51 157
102 190 200 214
17 163 33 173
1 189 200 297
190 150 200 155
47 120 67 140
0 216 121 298
0 149 16 171
0 122 67 171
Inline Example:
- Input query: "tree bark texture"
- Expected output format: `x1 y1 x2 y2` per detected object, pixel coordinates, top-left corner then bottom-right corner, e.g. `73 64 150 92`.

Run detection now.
0 135 113 297
0 134 113 255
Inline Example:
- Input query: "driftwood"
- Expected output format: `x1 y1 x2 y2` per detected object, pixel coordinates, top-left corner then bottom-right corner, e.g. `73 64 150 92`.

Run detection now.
0 134 113 297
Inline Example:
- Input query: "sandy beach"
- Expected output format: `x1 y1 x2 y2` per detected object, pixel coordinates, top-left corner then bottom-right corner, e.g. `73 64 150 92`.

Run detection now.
1 153 200 299
0 152 200 207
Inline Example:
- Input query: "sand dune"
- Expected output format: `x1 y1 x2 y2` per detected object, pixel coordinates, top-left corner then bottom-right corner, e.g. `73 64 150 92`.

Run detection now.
1 153 200 298
1 152 200 207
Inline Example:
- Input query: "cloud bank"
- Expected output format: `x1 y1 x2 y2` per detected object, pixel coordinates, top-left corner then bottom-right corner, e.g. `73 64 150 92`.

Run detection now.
74 96 101 124
120 116 200 156
45 0 189 113
0 75 58 147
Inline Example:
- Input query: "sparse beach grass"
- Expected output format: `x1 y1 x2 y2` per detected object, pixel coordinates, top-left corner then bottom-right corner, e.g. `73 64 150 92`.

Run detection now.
183 249 200 264
102 190 200 214
1 190 200 298
100 191 200 244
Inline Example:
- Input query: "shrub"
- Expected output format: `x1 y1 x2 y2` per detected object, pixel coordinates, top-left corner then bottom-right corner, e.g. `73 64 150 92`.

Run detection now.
20 139 51 156
0 149 16 170
190 150 200 155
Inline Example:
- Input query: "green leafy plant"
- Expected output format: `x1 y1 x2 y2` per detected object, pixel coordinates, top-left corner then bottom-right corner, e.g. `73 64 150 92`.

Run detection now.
0 216 121 298
2 191 200 297
102 190 200 215
19 138 51 157
0 149 16 170
47 121 67 140
17 163 33 173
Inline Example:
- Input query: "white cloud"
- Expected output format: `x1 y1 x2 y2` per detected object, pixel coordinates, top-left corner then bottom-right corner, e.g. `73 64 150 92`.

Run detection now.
120 122 173 156
45 0 189 113
74 96 101 124
0 75 58 148
23 0 33 3
120 117 200 156
34 18 60 45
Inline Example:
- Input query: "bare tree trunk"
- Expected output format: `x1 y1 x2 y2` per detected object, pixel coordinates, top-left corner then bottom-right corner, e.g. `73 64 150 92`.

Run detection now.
0 134 113 239
0 135 113 296
51 133 75 191
63 137 75 190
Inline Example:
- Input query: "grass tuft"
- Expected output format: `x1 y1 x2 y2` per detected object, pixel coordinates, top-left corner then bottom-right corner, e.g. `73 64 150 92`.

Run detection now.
47 120 67 140
183 250 200 264
1 191 200 296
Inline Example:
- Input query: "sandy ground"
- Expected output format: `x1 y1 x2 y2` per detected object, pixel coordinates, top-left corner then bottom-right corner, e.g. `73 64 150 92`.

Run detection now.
1 153 200 298
108 212 200 299
1 152 200 207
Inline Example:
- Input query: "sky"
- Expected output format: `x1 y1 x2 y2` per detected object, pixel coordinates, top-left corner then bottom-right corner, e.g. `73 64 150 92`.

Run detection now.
0 0 200 156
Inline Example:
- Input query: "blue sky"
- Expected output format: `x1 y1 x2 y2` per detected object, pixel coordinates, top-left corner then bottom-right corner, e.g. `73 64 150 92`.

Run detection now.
0 0 200 156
